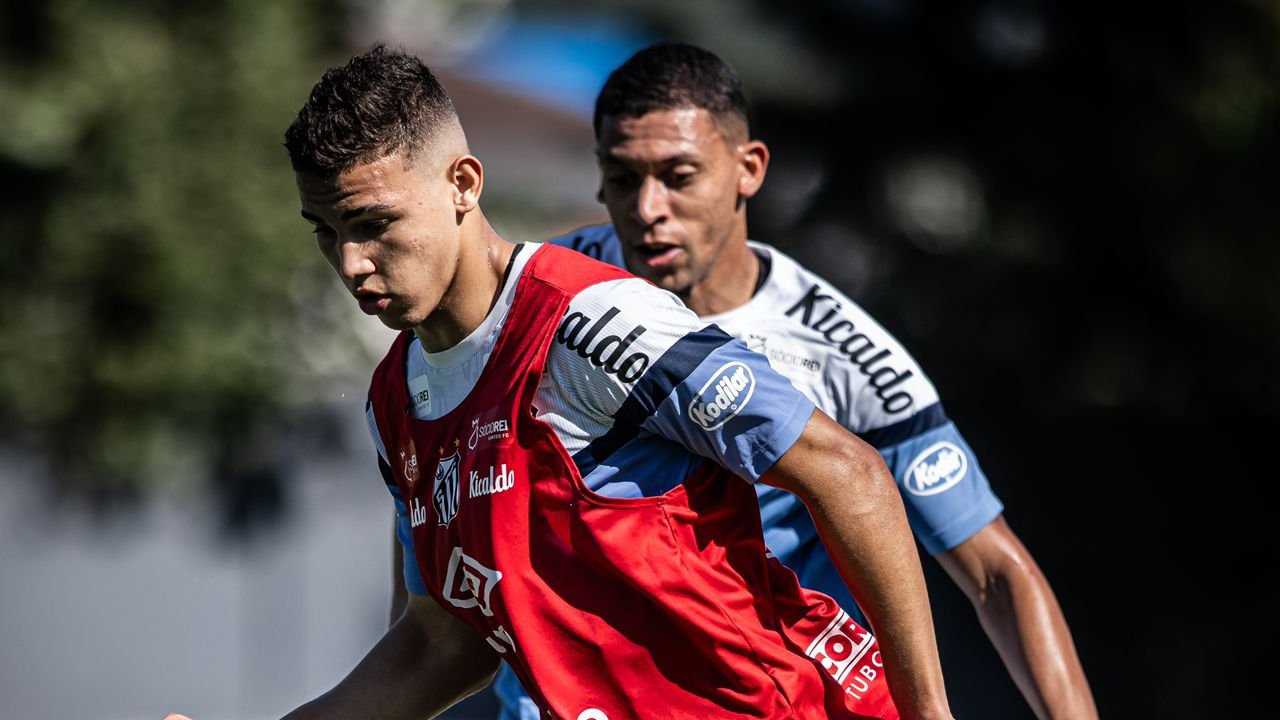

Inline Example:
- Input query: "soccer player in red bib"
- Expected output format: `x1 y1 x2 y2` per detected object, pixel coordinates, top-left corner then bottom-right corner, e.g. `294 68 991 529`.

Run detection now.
170 45 957 720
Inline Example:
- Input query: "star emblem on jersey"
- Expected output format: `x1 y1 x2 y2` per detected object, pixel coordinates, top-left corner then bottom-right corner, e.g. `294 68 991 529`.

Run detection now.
432 445 461 526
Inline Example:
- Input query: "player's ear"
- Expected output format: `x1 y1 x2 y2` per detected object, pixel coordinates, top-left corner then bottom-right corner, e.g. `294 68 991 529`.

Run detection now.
451 154 484 213
737 139 769 199
595 181 605 204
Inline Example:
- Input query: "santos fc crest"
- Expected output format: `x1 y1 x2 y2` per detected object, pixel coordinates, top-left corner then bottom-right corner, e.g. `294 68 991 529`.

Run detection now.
432 449 461 526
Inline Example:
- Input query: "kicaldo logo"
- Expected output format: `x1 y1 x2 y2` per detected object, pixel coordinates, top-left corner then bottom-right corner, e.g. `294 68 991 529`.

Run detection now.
806 610 883 699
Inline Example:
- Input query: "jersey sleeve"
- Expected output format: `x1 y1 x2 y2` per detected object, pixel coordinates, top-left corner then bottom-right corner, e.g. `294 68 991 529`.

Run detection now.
785 271 1006 555
545 222 627 269
859 405 1003 555
366 396 427 596
540 277 816 485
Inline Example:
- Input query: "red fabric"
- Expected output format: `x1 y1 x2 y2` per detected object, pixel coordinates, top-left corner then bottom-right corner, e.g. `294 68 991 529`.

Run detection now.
369 244 898 720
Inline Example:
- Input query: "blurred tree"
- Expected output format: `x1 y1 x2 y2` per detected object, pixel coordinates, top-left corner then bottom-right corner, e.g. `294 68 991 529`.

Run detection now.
0 0 353 529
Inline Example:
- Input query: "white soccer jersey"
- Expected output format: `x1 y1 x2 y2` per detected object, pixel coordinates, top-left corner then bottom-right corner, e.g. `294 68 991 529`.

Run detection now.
550 223 1003 561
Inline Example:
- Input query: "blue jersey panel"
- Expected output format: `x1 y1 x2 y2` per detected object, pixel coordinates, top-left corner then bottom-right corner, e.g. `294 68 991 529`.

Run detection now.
571 324 814 496
383 467 429 596
880 421 1003 555
495 665 540 720
393 498 428 596
573 431 709 498
642 331 816 482
546 224 626 269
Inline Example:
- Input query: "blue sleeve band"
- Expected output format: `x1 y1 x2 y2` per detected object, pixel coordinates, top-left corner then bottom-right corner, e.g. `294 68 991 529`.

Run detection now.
879 422 1004 555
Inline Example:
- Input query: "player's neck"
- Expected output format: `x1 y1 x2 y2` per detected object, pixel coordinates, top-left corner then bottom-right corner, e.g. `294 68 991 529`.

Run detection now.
414 220 514 352
683 236 759 318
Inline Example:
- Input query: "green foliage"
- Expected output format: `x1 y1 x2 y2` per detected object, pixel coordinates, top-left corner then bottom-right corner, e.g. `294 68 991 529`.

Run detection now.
0 0 354 498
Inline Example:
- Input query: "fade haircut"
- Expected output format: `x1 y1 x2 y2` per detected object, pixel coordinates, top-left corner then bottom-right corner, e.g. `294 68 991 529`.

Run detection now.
285 44 459 176
593 42 750 140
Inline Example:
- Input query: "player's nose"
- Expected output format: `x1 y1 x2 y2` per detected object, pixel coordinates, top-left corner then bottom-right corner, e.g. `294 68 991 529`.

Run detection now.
633 175 669 226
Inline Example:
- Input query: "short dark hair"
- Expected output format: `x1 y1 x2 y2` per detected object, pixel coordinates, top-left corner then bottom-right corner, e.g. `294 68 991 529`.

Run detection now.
593 42 749 139
285 44 458 176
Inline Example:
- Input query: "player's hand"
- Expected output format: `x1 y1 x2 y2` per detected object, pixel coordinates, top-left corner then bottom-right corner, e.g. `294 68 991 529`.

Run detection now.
163 714 194 720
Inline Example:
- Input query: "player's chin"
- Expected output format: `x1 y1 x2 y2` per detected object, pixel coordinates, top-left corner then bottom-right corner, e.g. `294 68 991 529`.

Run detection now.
375 307 421 331
624 260 680 286
649 270 691 296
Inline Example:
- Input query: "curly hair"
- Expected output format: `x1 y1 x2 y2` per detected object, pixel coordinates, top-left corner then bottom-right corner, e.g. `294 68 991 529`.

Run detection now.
593 42 750 139
285 44 459 176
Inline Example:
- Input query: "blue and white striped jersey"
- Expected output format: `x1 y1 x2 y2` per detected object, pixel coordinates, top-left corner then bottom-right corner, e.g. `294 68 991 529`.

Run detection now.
551 224 1004 582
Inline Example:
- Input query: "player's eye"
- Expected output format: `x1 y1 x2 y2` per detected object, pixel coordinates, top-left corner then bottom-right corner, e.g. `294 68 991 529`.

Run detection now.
311 224 336 244
360 218 391 238
604 171 639 189
664 168 697 188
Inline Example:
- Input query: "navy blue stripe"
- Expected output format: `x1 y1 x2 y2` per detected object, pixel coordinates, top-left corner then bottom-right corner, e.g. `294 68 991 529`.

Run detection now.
857 402 949 449
570 445 602 479
613 324 733 426
577 324 733 470
572 423 640 476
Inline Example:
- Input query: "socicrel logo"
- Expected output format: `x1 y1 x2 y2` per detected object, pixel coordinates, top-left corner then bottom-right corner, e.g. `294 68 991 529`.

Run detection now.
904 441 968 496
688 361 756 430
468 415 510 450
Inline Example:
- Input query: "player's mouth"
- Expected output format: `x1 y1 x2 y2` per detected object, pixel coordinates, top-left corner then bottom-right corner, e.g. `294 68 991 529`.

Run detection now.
633 244 683 269
356 291 392 315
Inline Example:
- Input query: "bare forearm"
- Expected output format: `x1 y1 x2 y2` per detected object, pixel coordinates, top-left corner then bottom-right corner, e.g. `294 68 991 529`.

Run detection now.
284 600 498 720
767 412 952 720
804 453 951 720
939 519 1097 720
973 564 1097 719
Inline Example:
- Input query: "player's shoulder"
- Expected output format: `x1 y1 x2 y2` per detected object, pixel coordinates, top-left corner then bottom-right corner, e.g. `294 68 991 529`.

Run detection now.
545 222 626 269
750 242 870 325
747 242 892 345
552 275 701 382
749 241 940 422
368 329 414 393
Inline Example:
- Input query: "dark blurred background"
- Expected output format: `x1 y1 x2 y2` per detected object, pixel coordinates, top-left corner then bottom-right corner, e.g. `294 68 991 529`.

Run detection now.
2 0 1276 718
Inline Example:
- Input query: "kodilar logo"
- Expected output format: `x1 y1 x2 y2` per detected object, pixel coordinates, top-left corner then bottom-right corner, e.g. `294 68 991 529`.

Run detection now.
688 361 756 430
904 441 968 496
